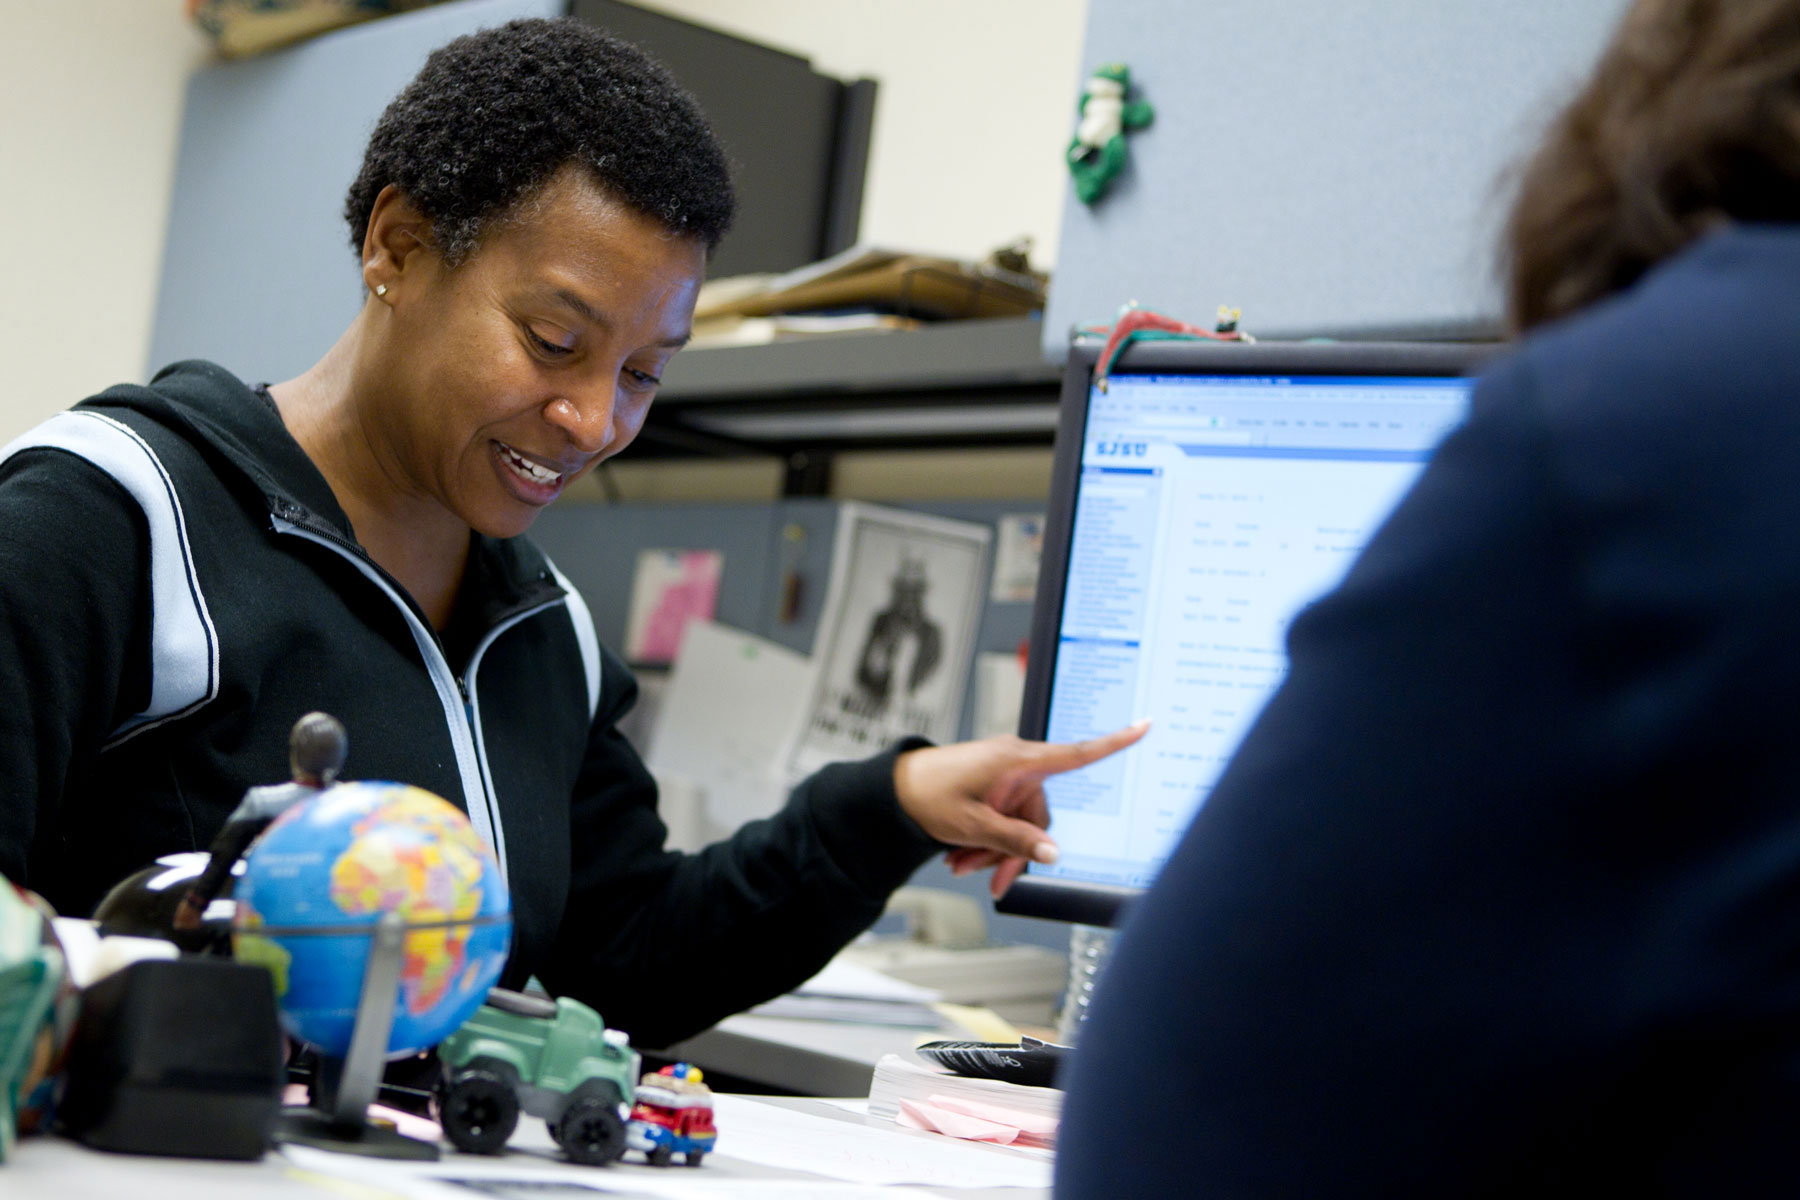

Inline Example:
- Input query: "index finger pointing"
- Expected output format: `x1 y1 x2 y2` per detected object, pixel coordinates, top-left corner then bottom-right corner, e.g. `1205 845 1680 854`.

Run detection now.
1030 718 1151 774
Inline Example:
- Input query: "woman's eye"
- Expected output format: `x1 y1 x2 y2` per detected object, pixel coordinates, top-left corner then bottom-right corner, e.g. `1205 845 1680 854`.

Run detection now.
528 329 573 358
624 367 661 390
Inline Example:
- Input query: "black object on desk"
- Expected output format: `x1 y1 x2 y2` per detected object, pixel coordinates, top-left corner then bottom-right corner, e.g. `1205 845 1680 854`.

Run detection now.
91 857 233 955
914 1036 1070 1089
58 957 285 1159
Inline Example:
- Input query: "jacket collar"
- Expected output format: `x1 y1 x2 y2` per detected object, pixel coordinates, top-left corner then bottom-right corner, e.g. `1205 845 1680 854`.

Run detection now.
85 359 352 538
78 360 567 621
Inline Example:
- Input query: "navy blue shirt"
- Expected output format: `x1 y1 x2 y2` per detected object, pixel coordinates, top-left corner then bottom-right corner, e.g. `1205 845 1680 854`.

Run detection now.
1057 224 1800 1197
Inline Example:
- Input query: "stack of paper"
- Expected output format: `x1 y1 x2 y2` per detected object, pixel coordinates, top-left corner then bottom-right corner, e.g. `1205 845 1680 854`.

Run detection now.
691 244 1046 325
690 311 922 349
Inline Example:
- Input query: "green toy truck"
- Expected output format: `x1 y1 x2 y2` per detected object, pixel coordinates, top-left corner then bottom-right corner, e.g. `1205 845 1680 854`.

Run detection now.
433 987 639 1164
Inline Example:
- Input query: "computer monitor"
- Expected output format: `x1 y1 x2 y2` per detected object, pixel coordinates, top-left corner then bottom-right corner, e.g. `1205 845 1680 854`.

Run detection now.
996 339 1490 927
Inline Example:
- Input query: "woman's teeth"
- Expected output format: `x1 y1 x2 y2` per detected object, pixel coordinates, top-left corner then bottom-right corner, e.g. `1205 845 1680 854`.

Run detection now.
499 444 562 485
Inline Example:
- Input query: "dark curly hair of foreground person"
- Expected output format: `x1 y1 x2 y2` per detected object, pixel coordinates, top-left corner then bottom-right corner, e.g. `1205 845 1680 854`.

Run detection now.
344 17 735 263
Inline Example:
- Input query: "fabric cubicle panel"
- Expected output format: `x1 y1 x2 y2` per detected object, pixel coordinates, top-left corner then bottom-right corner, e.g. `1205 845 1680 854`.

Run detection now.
1044 0 1632 354
149 0 562 385
529 498 1036 719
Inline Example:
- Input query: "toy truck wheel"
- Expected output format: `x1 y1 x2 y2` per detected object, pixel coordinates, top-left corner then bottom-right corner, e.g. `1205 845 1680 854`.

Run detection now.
555 1095 627 1165
685 1150 706 1167
435 1062 521 1155
647 1144 674 1166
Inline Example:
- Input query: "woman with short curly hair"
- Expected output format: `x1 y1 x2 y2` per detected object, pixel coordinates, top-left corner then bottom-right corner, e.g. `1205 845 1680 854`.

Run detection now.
0 17 1142 1049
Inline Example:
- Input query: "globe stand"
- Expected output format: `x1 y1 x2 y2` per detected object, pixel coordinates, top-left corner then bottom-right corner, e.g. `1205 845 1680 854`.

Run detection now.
274 913 440 1160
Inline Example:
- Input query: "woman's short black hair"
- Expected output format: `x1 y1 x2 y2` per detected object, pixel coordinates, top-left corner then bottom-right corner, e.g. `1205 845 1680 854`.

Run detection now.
344 17 734 263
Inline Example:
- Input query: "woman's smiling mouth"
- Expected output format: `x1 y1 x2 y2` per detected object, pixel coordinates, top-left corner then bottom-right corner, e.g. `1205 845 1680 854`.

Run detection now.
494 440 568 498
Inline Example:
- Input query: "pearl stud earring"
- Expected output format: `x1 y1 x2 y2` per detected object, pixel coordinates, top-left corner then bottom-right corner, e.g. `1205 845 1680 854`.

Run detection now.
374 283 388 297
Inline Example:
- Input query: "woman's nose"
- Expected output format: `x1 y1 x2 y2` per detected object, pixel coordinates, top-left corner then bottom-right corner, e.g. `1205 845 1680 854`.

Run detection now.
543 389 615 455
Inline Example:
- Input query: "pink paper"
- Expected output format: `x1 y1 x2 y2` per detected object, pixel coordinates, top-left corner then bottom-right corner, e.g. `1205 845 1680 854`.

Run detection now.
625 550 723 664
928 1094 1059 1137
897 1097 1020 1144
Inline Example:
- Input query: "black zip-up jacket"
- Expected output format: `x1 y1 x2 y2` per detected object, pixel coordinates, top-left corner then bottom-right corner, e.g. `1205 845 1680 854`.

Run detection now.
0 360 940 1046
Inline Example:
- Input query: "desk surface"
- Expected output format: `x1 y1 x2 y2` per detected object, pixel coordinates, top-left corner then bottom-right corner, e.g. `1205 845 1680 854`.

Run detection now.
6 1096 1051 1199
666 1012 936 1096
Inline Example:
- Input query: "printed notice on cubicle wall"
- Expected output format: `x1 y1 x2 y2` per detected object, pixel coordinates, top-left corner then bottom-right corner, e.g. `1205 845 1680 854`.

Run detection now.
787 503 991 781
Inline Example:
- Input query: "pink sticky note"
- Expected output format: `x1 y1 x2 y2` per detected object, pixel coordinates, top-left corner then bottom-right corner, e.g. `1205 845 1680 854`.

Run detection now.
928 1095 1060 1137
897 1097 1021 1144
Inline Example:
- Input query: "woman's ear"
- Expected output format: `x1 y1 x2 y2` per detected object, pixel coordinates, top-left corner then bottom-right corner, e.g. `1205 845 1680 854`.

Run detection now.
360 184 435 300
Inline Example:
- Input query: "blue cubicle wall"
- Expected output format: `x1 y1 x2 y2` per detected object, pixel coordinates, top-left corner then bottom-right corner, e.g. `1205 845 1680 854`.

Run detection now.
150 0 560 386
531 498 1036 701
1044 0 1633 353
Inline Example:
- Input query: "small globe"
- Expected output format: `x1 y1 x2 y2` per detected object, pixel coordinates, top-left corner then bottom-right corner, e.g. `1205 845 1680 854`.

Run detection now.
231 781 511 1058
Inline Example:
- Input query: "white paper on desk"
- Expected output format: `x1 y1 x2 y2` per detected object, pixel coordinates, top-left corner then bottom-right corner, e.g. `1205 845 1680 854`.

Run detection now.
823 1097 874 1116
710 1093 1053 1189
283 1141 945 1199
645 620 811 837
798 958 943 1003
626 1186 942 1200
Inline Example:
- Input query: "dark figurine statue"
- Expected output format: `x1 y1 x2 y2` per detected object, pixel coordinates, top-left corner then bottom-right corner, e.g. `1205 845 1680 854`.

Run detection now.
171 712 348 934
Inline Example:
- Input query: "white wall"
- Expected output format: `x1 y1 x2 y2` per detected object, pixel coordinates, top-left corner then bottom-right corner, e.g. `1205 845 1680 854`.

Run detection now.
631 0 1089 270
0 2 211 440
0 0 1087 442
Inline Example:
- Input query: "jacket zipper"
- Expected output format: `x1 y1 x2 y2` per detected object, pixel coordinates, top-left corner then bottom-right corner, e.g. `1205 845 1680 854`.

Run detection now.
459 597 568 884
270 514 553 888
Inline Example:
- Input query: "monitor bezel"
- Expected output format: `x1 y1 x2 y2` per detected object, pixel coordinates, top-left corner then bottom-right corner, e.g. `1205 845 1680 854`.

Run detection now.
996 338 1495 927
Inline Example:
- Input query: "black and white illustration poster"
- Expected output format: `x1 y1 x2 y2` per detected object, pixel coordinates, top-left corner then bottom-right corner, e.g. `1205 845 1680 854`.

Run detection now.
788 503 992 779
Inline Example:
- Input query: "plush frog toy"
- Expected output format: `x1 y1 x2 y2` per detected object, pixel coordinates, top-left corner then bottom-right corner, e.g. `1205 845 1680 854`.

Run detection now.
1067 62 1155 205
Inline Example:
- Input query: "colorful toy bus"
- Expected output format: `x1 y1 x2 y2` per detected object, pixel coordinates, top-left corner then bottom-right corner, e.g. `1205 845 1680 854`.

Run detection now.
626 1062 716 1166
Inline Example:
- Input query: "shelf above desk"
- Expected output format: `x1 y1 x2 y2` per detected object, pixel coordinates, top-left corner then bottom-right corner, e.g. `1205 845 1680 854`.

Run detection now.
636 318 1066 485
660 316 1059 402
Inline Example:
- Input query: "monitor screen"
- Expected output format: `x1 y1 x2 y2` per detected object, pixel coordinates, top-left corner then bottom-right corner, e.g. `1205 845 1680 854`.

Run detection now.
997 340 1487 927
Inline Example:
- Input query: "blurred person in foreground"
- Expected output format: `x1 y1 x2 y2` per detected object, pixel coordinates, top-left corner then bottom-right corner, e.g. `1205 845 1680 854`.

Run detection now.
1058 1 1800 1194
